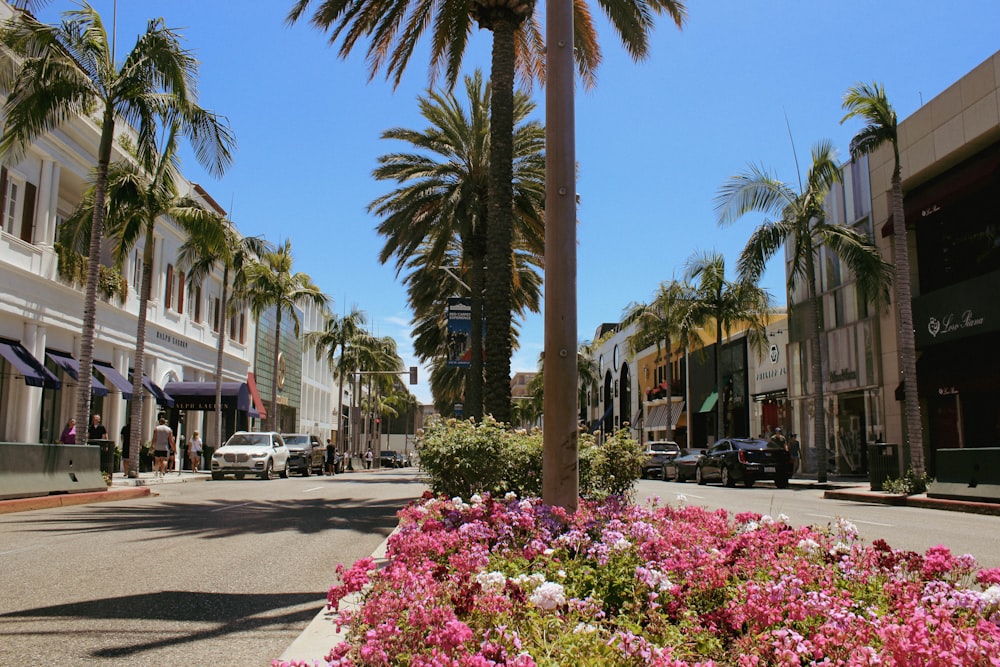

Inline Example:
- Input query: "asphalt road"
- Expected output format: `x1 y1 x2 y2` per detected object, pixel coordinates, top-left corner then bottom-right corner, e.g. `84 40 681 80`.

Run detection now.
0 467 428 666
636 476 1000 569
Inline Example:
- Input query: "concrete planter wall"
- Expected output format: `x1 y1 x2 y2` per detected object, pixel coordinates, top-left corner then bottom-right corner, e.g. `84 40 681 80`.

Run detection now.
928 448 1000 503
0 442 106 500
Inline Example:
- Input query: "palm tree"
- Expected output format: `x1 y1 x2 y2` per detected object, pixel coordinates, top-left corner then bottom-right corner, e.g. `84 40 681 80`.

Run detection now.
304 306 368 456
841 82 924 476
177 212 271 452
684 251 772 443
369 70 545 421
287 0 686 423
355 334 404 453
715 141 892 482
622 279 698 441
0 5 234 442
243 239 330 430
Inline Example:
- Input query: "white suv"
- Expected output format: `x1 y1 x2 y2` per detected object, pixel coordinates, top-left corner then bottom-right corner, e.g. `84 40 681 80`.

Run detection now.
211 431 289 480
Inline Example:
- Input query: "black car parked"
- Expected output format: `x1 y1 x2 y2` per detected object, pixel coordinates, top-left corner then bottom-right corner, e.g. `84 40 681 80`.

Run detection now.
281 433 325 476
696 438 791 488
661 447 706 482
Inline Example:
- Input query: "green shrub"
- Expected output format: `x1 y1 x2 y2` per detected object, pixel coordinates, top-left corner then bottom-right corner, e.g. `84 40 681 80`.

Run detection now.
882 468 932 495
416 418 643 501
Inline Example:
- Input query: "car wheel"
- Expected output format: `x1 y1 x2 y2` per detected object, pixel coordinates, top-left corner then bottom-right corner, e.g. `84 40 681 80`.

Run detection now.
235 473 245 480
743 478 755 488
302 463 311 477
259 460 273 480
696 466 706 485
775 477 789 489
211 472 223 481
673 467 685 483
722 466 735 487
278 462 288 479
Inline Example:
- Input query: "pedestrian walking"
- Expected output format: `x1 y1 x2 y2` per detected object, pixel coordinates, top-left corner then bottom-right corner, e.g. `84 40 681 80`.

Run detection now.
188 430 203 471
59 419 76 444
88 414 107 441
326 438 337 475
152 417 175 477
787 432 801 477
364 446 374 470
770 427 786 449
120 421 131 475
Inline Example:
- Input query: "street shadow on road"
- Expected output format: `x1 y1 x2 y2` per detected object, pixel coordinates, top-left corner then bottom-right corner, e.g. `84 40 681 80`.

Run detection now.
7 495 408 541
0 590 323 659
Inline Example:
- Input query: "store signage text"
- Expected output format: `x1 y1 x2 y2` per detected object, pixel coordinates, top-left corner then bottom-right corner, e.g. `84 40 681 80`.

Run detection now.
755 367 786 381
828 369 857 383
155 330 189 349
927 310 985 339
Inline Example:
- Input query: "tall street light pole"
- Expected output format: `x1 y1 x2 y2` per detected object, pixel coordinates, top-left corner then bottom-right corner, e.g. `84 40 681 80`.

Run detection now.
542 0 578 512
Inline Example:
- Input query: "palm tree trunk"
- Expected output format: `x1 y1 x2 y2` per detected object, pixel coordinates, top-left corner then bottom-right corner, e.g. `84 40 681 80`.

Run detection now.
715 319 724 439
335 368 346 456
127 227 156 476
215 267 230 449
467 223 487 421
806 248 828 483
270 309 282 431
76 105 116 445
484 15 518 424
891 172 924 475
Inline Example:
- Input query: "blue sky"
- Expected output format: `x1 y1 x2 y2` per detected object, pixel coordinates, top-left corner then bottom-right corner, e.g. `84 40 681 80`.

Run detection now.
38 1 1000 404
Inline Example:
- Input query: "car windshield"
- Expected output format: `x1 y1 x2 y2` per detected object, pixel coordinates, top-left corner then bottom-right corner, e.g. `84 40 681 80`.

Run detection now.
736 439 773 449
227 434 271 447
284 436 309 445
649 443 678 452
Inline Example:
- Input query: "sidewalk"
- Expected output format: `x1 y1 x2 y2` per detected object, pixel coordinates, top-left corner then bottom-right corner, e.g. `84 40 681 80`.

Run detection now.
0 469 208 514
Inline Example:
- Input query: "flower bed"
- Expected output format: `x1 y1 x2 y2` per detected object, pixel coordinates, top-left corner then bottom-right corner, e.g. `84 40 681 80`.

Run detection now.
278 493 1000 666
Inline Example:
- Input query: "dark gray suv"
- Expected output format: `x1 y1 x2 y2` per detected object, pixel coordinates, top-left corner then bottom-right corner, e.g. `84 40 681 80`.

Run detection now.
281 433 325 476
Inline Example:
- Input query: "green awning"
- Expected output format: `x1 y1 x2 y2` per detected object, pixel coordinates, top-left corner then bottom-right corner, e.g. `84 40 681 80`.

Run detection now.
699 391 718 413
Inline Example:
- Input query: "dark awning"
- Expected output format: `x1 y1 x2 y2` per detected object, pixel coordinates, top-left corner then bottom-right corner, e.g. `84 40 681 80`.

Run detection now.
0 338 61 389
46 350 108 397
163 381 252 413
93 362 135 399
142 377 175 407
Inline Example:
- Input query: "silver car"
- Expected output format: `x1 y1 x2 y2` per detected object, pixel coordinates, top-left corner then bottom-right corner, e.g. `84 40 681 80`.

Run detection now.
211 431 289 480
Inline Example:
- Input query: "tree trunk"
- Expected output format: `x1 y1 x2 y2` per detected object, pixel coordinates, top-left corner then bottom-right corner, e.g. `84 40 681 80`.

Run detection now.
467 223 487 421
805 246 828 483
715 319 724 439
215 267 230 449
891 170 924 475
76 105 116 447
483 14 517 424
270 308 282 431
127 225 156 477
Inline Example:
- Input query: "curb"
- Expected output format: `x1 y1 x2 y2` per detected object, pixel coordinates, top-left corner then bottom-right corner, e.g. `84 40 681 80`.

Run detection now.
823 487 1000 516
0 486 151 514
277 529 396 665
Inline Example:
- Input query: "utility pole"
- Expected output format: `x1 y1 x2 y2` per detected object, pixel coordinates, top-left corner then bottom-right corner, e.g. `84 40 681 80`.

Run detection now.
542 0 578 512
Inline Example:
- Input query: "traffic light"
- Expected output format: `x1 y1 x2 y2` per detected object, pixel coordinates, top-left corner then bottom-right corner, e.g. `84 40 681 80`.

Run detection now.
409 366 418 384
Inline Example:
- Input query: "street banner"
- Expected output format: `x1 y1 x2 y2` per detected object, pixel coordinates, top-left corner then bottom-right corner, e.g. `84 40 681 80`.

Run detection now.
447 298 472 367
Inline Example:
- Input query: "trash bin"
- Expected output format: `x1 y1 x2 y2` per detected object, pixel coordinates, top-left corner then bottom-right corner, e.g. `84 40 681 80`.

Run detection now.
868 443 900 491
89 439 115 475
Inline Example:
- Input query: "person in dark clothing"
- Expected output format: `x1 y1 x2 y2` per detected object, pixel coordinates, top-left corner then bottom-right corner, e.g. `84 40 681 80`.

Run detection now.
88 414 107 440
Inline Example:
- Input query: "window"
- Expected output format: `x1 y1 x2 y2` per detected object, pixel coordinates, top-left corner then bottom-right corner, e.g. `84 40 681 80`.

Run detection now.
192 284 202 323
0 168 36 243
229 311 245 343
132 249 144 293
212 296 221 333
164 264 185 313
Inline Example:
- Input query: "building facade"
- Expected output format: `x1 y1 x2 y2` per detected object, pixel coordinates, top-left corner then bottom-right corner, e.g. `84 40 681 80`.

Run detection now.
869 49 1000 471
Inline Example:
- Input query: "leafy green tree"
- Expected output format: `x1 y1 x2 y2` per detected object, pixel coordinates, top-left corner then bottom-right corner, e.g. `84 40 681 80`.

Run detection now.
370 71 544 420
243 239 330 430
622 279 698 441
684 251 772 443
841 82 923 476
0 5 234 442
287 0 687 423
304 306 369 455
715 141 891 482
177 213 271 450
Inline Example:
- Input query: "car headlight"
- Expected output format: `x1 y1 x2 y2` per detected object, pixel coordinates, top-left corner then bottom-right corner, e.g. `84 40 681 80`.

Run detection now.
249 451 268 458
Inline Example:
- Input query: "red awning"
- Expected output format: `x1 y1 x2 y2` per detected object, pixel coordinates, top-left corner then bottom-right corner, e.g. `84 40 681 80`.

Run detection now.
246 372 267 419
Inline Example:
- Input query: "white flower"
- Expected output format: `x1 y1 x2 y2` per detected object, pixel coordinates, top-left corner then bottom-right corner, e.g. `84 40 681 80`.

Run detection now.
529 581 566 611
740 521 760 533
470 493 483 505
475 571 508 593
797 538 822 555
675 494 688 503
610 537 631 551
573 622 598 634
981 585 1000 606
504 492 518 502
760 515 775 525
777 513 790 524
557 569 567 579
543 548 555 556
835 517 858 537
